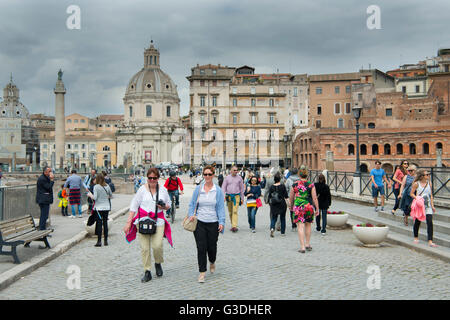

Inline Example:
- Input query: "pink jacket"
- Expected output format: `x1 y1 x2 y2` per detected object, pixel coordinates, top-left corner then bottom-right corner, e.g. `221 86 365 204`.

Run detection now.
125 208 173 247
410 196 426 222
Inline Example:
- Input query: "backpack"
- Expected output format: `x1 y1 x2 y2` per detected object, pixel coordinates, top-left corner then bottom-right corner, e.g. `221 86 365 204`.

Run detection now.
269 185 283 205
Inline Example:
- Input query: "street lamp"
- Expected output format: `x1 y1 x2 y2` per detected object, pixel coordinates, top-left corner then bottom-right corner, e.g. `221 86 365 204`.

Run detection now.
283 134 289 169
352 104 363 177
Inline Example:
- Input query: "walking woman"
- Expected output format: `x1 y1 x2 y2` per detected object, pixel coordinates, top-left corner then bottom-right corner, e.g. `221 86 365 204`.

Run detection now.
245 176 262 233
314 174 331 235
88 173 113 247
123 168 173 283
391 160 408 215
268 172 289 237
289 169 319 253
410 169 438 247
187 165 225 283
399 165 417 226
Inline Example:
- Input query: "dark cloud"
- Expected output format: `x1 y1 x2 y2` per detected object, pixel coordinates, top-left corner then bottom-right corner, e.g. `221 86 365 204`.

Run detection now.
0 0 449 118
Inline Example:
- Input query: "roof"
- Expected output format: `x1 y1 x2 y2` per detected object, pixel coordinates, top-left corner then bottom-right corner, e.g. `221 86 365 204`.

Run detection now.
97 114 124 121
196 64 234 70
309 72 361 82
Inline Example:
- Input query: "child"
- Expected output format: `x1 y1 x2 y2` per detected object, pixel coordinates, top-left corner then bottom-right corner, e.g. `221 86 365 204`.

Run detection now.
58 184 68 216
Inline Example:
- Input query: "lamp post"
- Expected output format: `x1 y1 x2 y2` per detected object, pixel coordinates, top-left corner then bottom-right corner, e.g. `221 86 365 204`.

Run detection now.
352 104 362 177
283 134 289 169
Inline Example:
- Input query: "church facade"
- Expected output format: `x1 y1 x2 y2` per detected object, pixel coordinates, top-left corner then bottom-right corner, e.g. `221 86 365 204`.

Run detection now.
116 42 184 170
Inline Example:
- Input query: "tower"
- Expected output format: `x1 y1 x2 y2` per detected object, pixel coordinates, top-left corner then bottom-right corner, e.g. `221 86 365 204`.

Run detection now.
54 69 66 170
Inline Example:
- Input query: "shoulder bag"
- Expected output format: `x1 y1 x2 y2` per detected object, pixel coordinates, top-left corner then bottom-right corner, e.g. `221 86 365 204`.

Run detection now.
138 184 159 235
183 185 201 232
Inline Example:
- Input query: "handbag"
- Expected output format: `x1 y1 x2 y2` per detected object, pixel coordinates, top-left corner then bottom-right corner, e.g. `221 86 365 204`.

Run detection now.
256 198 262 208
138 185 159 235
183 185 201 232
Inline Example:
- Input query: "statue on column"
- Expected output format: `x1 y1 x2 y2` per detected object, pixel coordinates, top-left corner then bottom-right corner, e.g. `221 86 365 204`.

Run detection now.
58 69 63 80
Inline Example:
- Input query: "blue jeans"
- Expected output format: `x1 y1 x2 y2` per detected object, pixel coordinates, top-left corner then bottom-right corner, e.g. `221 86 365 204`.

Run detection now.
39 204 50 230
316 209 327 233
167 190 179 216
71 204 82 216
247 206 258 229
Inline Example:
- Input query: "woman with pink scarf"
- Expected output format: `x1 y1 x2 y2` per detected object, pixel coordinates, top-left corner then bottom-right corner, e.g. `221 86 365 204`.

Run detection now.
123 168 173 283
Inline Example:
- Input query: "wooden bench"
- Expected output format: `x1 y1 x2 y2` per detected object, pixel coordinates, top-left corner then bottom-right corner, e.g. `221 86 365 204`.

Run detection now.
0 215 54 264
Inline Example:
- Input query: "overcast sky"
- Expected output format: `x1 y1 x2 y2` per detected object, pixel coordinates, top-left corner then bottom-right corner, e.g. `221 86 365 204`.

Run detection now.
0 0 449 118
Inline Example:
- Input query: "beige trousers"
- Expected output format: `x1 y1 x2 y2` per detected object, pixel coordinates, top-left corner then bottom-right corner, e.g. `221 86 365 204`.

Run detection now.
138 225 164 271
227 195 240 228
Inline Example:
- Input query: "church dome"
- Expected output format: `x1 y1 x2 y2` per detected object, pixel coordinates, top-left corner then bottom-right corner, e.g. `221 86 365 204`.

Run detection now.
0 75 30 121
125 41 179 99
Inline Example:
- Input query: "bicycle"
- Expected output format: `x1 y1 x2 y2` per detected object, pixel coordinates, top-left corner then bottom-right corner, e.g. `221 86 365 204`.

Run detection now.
169 192 176 223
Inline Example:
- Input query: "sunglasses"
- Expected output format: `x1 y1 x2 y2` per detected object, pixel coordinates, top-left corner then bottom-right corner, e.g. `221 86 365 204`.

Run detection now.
424 174 430 176
407 170 415 172
403 163 409 165
203 173 214 176
147 177 158 180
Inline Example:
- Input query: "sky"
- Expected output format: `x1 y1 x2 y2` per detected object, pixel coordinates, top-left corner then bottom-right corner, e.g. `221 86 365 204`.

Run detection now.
0 0 449 118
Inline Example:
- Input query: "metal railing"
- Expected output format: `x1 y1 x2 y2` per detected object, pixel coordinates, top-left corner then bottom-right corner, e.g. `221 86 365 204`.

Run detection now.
309 167 449 200
0 184 88 221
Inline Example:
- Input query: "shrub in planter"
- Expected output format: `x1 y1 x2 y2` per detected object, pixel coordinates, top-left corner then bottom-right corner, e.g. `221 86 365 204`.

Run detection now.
352 223 389 247
326 210 349 228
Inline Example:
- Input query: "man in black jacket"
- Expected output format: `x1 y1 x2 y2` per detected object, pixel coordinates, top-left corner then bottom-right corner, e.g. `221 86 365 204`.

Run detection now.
36 166 54 230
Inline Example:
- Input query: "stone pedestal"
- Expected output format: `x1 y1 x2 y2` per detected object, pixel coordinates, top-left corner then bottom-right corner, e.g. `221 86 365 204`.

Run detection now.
353 176 361 197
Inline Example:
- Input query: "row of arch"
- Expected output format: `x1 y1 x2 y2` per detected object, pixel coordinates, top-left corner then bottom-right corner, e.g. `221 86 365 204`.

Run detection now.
347 142 443 156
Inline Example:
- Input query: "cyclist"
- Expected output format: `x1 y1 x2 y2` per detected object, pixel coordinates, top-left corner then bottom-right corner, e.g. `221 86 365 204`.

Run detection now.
164 171 184 218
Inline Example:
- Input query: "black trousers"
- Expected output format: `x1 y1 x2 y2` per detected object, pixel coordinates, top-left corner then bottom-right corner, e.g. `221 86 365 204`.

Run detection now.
193 220 219 273
38 204 50 230
95 210 109 241
393 188 400 210
413 214 433 241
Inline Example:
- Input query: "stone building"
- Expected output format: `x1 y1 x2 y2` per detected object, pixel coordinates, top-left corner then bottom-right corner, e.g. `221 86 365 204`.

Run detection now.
187 64 307 168
116 41 183 169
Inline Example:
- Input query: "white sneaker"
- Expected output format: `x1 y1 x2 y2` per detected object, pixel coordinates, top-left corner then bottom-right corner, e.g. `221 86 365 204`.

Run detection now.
374 207 379 212
251 229 256 233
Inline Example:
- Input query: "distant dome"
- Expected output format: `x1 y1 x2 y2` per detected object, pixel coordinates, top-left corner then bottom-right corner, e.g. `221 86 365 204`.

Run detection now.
0 75 30 121
125 41 179 99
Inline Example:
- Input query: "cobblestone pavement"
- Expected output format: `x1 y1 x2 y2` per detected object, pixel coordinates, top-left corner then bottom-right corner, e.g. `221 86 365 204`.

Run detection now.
0 182 449 300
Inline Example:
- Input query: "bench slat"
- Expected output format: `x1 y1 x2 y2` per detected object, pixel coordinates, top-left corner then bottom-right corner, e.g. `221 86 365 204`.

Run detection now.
6 230 53 243
0 216 34 229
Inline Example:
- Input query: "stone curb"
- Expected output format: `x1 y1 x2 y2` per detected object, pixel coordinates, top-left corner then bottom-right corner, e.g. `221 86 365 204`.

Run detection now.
0 206 130 291
345 217 450 263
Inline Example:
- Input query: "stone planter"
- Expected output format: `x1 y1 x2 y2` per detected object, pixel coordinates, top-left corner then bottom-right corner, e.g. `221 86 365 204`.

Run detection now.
326 213 349 228
85 218 113 236
352 225 389 247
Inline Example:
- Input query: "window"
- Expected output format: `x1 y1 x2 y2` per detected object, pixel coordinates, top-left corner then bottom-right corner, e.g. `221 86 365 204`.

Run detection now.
146 105 152 117
129 106 133 117
82 144 85 149
68 144 71 150
337 118 344 128
212 130 217 140
43 144 47 149
345 103 351 114
200 69 205 75
251 130 256 139
335 86 340 94
67 119 72 124
423 143 429 154
386 108 392 116
409 143 416 155
74 119 78 123
348 144 355 155
346 85 351 93
90 144 95 149
251 99 256 107
200 96 205 107
43 152 48 158
200 80 205 87
415 85 420 93
269 87 274 95
213 114 217 124
316 120 321 128
368 123 376 129
317 105 322 115
358 93 363 100
251 87 256 95
316 87 322 94
212 96 217 107
232 87 237 94
269 99 274 107
335 103 341 114
361 144 367 155
81 119 85 123
103 146 110 151
293 87 298 96
166 106 171 117
397 144 403 154
436 142 443 150
212 69 217 75
233 99 237 107
251 114 256 124
402 86 406 94
384 144 391 155
233 130 237 139
232 114 237 124
269 114 275 124
212 80 217 87
200 114 205 124
74 144 78 149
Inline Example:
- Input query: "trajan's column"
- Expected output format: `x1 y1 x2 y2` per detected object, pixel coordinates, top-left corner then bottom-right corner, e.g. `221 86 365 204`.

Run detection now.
54 69 66 170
